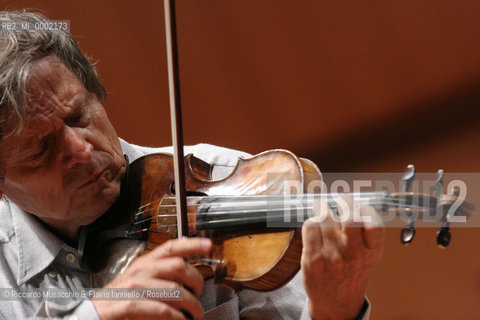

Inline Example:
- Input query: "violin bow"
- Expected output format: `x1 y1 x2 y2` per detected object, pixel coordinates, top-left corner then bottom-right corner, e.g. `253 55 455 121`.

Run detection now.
163 0 189 239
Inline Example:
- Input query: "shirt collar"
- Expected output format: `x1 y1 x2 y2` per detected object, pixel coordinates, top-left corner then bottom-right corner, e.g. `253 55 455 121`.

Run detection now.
10 201 65 286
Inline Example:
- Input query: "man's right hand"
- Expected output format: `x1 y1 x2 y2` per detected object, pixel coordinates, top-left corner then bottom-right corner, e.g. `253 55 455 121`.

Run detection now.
92 237 213 320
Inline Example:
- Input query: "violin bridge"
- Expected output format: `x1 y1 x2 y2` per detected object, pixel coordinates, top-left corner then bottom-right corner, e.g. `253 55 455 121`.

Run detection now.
156 196 178 237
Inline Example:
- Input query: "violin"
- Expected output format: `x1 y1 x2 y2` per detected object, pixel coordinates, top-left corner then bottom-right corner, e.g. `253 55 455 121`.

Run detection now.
78 0 472 292
78 149 472 290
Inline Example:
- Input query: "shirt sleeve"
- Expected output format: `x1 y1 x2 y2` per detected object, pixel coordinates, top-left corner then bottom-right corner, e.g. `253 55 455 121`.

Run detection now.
299 298 370 320
33 299 100 320
238 272 307 319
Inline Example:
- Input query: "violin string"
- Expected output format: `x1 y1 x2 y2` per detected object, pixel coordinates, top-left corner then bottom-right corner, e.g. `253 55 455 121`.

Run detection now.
137 194 436 214
134 193 435 211
132 202 433 231
139 212 447 236
134 198 164 213
125 196 449 238
135 198 429 217
131 192 437 233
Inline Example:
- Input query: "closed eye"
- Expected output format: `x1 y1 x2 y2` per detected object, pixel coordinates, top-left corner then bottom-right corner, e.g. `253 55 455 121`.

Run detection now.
29 139 49 161
66 112 84 126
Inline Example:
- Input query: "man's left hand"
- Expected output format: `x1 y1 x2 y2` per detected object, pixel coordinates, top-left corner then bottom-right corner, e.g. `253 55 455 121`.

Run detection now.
301 195 384 320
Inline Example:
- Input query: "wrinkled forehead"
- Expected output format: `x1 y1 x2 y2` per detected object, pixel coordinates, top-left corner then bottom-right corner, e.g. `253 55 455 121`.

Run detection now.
27 56 83 112
11 57 87 136
0 56 90 163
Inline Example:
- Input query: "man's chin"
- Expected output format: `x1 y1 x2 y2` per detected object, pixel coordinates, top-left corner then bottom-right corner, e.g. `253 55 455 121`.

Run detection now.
76 186 120 226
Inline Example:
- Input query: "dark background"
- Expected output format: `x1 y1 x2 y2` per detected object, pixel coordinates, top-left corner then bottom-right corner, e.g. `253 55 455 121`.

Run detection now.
3 1 480 318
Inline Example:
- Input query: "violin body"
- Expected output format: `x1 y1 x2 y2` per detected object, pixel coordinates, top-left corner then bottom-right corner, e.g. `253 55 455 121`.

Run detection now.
80 149 473 290
85 150 322 291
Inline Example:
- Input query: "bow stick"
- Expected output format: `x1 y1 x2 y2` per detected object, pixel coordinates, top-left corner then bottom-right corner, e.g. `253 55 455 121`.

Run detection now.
163 0 188 239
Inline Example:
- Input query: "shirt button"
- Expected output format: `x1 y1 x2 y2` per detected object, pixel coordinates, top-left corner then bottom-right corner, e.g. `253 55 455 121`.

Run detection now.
48 271 57 278
69 316 79 320
66 252 76 263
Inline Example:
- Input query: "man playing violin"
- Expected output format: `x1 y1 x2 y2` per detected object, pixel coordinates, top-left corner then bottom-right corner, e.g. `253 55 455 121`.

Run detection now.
0 11 384 320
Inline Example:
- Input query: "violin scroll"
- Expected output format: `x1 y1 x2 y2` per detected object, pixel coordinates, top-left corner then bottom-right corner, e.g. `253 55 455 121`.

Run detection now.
390 166 473 248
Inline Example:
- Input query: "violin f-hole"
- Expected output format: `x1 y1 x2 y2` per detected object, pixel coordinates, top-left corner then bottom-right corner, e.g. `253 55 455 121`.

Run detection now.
170 182 208 197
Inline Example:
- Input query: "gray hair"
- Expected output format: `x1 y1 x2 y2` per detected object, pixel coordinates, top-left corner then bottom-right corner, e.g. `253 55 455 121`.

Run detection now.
0 10 107 139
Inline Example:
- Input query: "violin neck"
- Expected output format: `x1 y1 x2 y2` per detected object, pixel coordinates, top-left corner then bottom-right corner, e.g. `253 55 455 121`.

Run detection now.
193 192 390 231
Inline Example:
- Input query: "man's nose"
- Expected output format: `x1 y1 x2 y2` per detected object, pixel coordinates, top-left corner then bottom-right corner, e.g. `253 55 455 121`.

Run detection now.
63 127 93 168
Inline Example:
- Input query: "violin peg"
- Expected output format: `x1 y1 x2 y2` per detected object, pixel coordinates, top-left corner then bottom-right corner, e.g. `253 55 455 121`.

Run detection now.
437 227 451 249
437 214 451 248
434 169 450 248
401 164 416 193
434 169 444 199
400 165 416 246
400 227 416 246
451 185 461 197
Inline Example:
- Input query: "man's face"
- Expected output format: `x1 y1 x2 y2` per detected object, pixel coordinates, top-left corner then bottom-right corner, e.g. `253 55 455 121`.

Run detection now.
0 56 126 237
